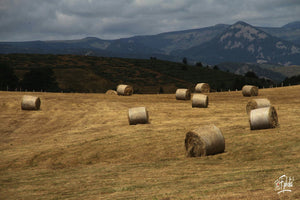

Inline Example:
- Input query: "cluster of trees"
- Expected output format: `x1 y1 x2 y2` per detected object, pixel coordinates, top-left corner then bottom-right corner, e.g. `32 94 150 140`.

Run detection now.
0 61 60 92
0 61 18 91
283 75 300 86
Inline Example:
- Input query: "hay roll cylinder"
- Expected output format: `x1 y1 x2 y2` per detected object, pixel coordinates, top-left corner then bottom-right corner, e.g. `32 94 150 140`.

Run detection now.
195 83 210 93
246 98 271 115
175 89 191 100
185 124 225 157
105 90 117 95
128 107 149 125
192 94 208 108
249 106 278 130
21 95 41 110
242 85 258 97
117 84 133 96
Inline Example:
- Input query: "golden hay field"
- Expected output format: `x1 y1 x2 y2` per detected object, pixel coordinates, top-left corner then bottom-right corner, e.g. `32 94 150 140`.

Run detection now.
0 86 299 199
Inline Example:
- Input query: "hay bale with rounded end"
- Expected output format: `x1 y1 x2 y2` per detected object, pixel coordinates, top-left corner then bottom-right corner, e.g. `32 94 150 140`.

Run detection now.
246 98 271 115
105 90 117 95
192 94 208 108
128 107 149 125
242 85 258 97
185 124 225 157
249 106 279 130
195 83 210 93
21 95 41 110
175 89 191 100
117 84 133 96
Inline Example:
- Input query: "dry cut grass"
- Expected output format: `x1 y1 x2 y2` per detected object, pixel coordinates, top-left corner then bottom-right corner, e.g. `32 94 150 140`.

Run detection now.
0 86 299 199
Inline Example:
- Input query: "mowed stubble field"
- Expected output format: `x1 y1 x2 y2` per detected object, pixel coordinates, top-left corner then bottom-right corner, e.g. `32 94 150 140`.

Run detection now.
0 86 299 199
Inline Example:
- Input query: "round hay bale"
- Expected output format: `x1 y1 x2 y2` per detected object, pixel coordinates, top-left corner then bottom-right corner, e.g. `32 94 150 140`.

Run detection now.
192 94 208 108
105 90 117 95
249 106 279 130
242 85 258 97
175 89 191 100
117 84 133 96
128 107 149 125
246 98 271 115
21 95 41 110
185 124 225 157
195 83 210 93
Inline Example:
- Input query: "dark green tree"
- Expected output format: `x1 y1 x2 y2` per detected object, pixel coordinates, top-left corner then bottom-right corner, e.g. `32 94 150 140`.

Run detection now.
0 61 19 91
21 67 60 92
245 71 258 78
159 86 164 94
283 75 300 86
196 62 203 67
182 57 187 65
233 77 246 90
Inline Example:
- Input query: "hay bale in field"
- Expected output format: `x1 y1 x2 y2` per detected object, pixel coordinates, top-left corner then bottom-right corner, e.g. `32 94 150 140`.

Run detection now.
192 94 208 108
128 107 149 125
242 85 258 97
249 106 279 130
195 83 210 93
185 124 225 157
117 84 133 96
246 98 271 115
21 95 41 110
175 89 191 100
105 90 117 95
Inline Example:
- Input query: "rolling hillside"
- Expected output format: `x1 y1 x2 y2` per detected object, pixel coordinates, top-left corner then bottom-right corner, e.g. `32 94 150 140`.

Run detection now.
0 86 299 199
0 54 273 93
270 65 300 78
217 62 286 81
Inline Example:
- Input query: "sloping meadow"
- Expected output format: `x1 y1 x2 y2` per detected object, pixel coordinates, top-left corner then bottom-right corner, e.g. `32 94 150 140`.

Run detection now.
0 86 299 199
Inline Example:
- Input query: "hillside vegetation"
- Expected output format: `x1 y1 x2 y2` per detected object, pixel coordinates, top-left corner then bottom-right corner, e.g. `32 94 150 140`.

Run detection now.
0 54 273 93
271 65 300 78
0 86 299 199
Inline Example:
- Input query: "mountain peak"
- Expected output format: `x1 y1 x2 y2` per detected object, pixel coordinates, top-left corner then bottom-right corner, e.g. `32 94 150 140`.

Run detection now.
81 37 102 41
230 21 256 31
232 21 251 26
221 21 268 42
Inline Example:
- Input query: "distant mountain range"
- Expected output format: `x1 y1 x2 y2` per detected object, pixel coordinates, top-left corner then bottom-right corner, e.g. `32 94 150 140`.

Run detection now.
179 21 300 65
1 21 300 66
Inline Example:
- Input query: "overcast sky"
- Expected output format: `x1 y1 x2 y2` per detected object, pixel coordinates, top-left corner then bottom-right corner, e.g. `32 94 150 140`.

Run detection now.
0 0 299 42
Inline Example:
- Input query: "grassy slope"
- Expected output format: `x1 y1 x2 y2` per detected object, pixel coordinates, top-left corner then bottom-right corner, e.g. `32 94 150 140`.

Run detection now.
271 65 300 78
1 54 270 93
0 86 299 199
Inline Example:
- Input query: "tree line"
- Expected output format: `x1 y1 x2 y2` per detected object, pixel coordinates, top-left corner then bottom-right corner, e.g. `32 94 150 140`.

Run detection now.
0 61 60 92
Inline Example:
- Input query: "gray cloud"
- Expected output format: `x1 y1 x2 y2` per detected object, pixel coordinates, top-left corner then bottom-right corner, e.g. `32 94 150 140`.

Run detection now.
0 0 299 41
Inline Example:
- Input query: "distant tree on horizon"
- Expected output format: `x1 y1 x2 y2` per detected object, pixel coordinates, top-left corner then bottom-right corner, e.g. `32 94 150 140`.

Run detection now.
182 57 187 65
213 65 219 70
244 71 258 79
196 62 203 67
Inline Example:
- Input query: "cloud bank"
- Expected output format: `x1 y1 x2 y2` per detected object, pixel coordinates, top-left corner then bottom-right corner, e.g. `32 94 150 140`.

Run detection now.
0 0 299 41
